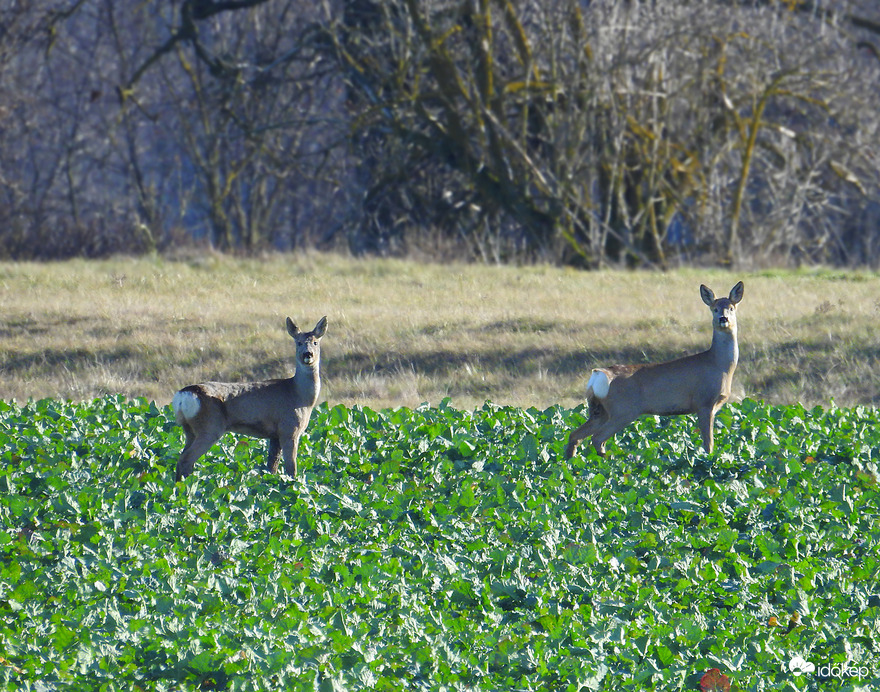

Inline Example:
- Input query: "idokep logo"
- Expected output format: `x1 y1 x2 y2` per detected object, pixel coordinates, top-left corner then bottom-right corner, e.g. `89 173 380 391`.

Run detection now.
788 656 816 676
788 656 874 680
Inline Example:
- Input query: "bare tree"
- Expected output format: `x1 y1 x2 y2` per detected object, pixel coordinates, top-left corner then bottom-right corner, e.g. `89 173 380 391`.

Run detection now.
0 0 351 257
318 0 880 267
1 0 879 266
0 0 153 257
120 0 348 251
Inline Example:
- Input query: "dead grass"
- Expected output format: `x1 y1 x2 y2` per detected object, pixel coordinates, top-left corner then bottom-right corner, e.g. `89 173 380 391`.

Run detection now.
1 255 877 409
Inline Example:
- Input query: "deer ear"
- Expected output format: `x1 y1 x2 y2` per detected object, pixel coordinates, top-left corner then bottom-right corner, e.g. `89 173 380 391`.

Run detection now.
313 316 328 338
286 317 300 337
729 281 744 304
700 284 715 306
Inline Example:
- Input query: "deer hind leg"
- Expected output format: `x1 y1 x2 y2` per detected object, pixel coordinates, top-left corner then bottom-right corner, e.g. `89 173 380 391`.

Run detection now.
267 438 281 473
571 395 642 458
175 426 196 482
565 402 609 459
587 412 639 457
175 425 224 482
565 419 599 458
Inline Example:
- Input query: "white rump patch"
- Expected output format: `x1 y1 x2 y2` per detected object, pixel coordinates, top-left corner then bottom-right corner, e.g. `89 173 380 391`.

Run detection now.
172 390 201 420
586 369 610 400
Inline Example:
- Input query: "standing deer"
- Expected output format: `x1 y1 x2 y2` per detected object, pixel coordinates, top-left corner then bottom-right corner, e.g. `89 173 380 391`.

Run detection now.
172 316 327 481
565 282 744 459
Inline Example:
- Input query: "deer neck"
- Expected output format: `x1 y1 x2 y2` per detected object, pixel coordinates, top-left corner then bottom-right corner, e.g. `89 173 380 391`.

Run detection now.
709 326 739 372
293 361 321 407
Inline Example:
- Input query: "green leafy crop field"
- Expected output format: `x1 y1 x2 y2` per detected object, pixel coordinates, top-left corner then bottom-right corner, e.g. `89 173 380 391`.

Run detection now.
1 397 879 691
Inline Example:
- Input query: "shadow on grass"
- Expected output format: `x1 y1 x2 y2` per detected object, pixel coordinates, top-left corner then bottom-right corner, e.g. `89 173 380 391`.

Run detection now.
6 330 877 407
2 347 115 371
326 337 880 406
746 339 880 405
328 345 701 380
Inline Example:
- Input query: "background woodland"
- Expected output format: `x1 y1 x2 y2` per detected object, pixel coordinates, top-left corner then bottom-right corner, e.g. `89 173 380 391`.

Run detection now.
2 0 880 268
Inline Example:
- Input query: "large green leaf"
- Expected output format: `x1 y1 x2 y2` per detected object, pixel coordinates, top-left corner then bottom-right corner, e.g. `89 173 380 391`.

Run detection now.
0 398 878 689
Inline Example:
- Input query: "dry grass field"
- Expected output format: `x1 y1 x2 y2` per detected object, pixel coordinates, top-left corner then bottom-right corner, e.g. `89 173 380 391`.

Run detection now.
1 254 878 410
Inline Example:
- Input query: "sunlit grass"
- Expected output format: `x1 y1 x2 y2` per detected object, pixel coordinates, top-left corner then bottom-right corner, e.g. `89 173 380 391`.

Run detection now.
0 254 877 409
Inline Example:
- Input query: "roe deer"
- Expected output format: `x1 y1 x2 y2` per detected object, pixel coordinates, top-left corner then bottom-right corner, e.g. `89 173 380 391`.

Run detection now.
565 282 744 459
172 316 327 481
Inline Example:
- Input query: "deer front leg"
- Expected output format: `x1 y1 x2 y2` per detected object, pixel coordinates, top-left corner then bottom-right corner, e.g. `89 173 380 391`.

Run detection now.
281 435 300 477
696 408 716 454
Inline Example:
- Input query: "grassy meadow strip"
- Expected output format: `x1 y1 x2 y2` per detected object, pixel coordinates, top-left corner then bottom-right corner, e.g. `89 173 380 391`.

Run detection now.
0 256 878 410
0 397 878 691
